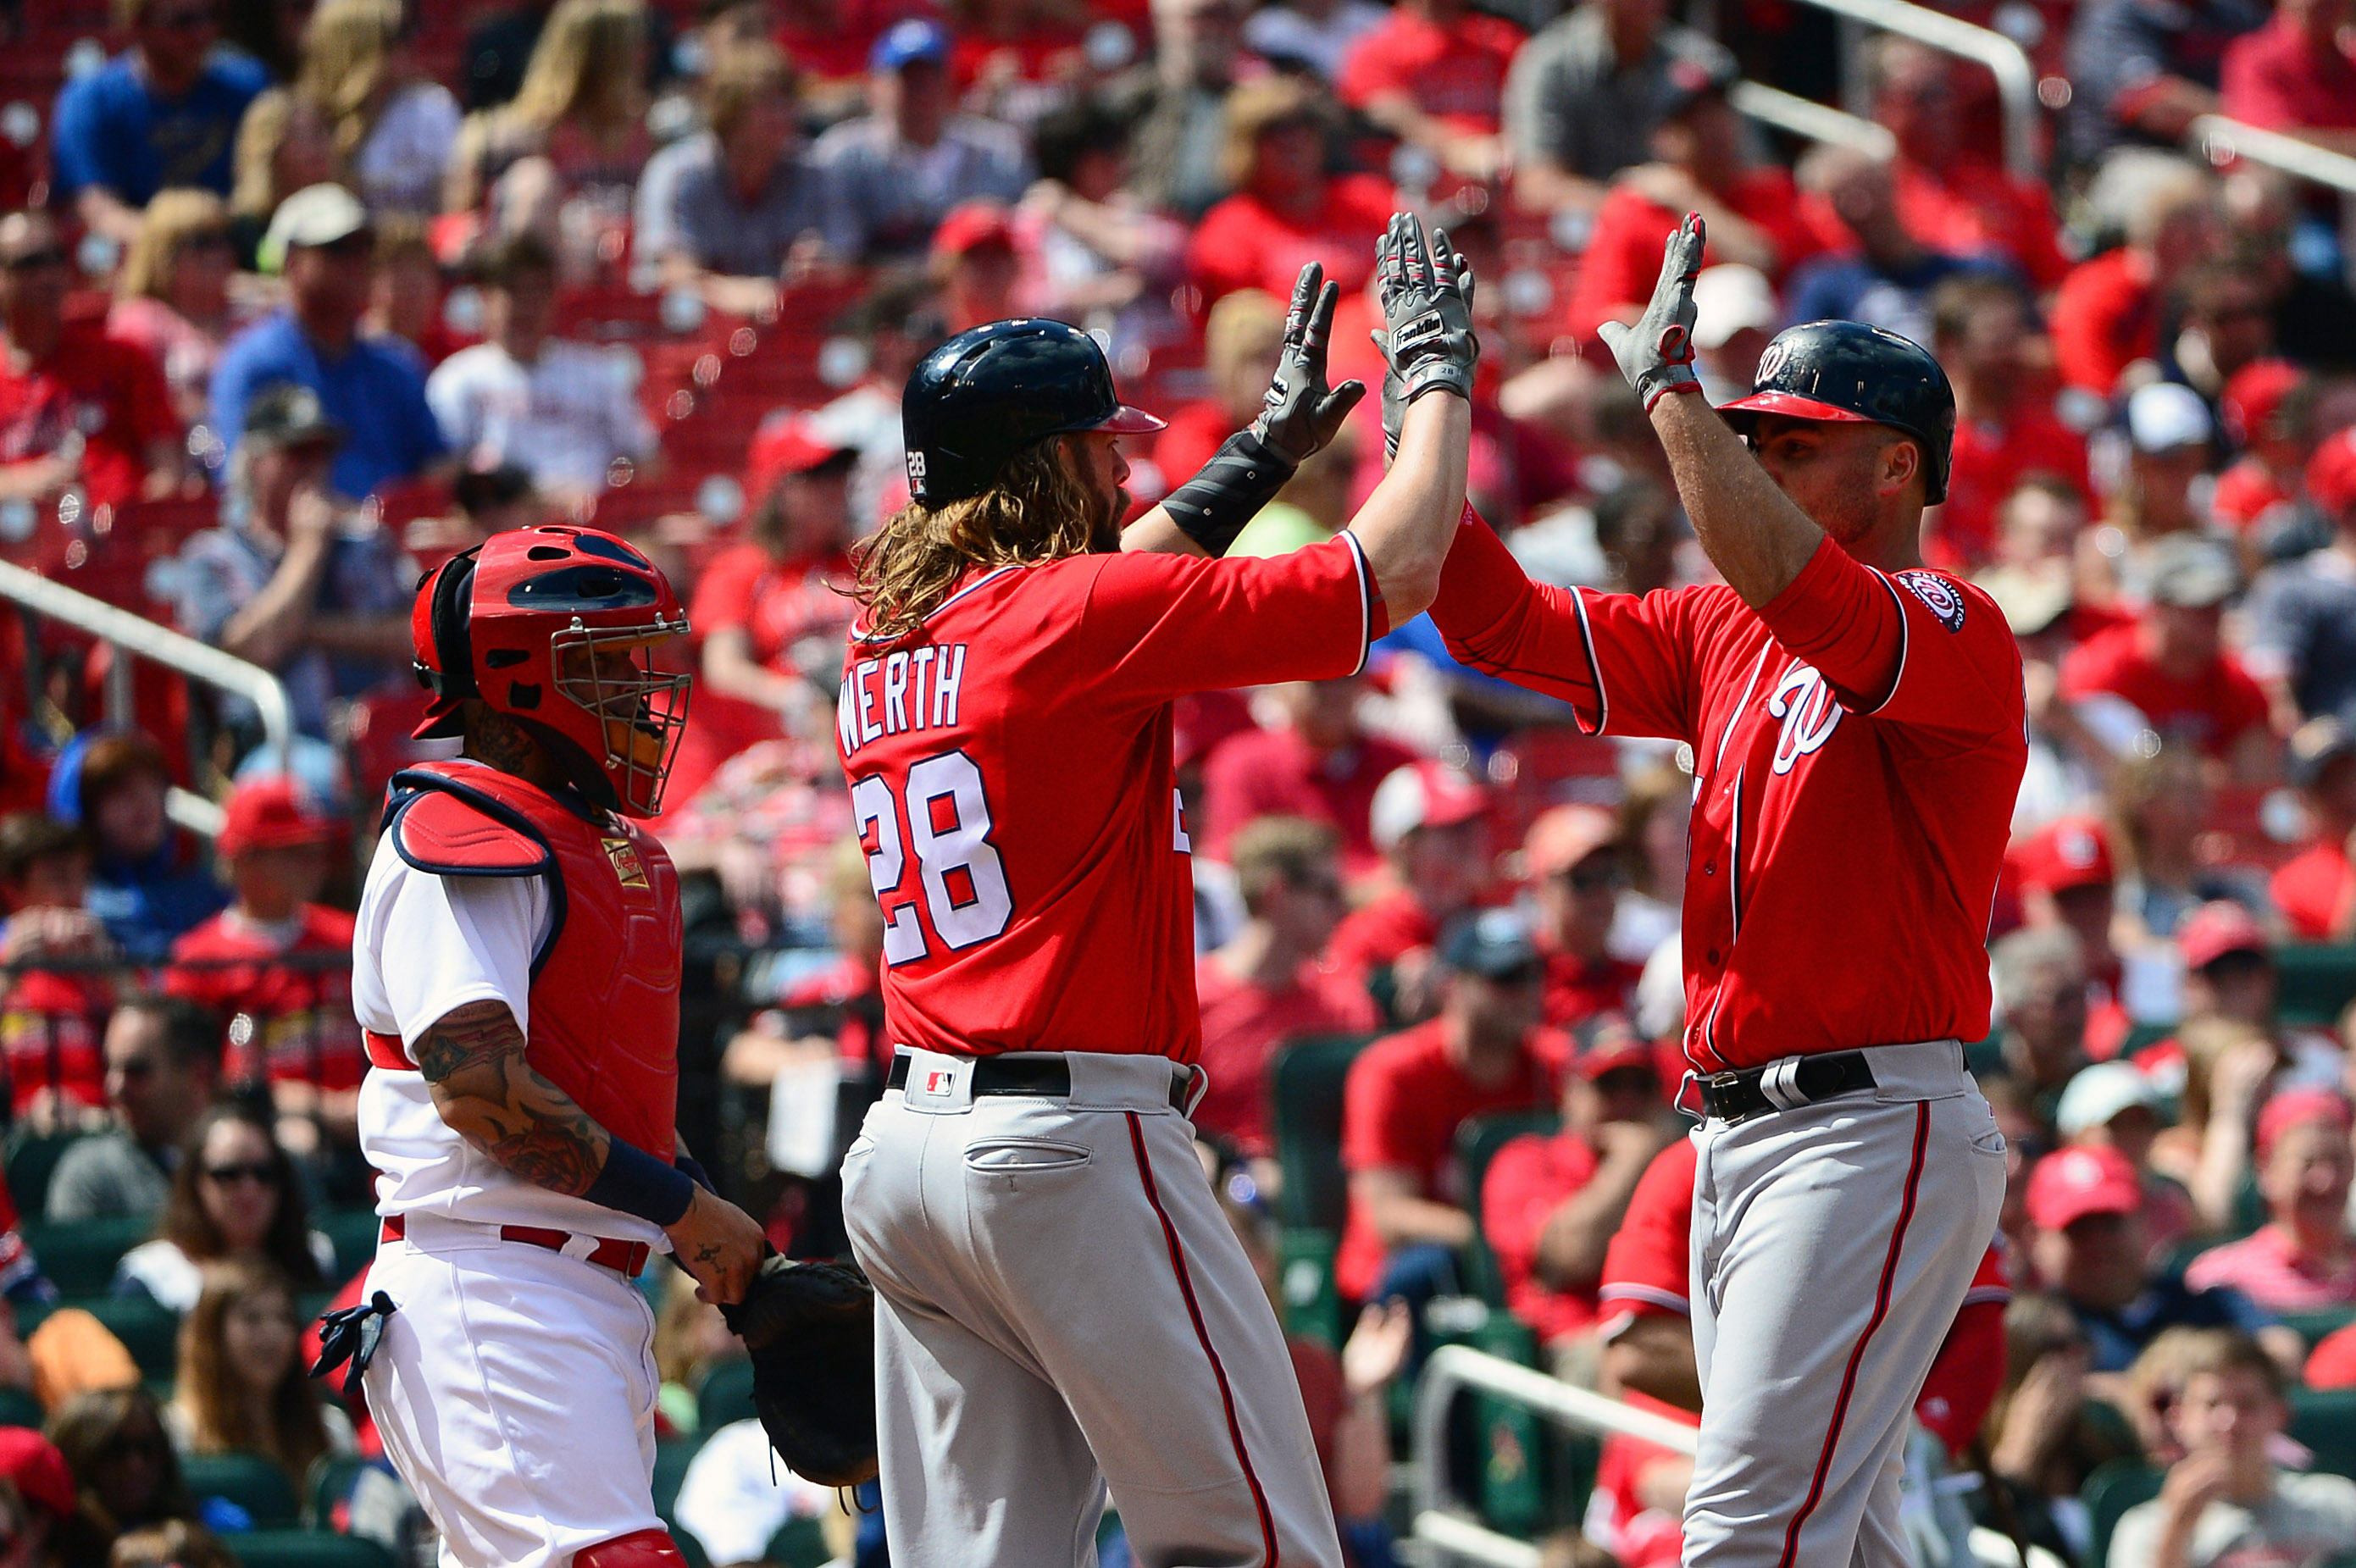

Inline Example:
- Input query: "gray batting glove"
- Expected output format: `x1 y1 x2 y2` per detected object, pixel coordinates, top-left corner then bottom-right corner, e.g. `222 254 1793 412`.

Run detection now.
1596 213 1706 412
1252 262 1367 466
1373 213 1477 412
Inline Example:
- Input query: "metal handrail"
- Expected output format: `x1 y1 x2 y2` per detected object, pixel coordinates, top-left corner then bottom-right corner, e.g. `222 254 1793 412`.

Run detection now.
1783 0 2040 184
2189 114 2356 196
1411 1345 1699 1567
1729 80 1897 159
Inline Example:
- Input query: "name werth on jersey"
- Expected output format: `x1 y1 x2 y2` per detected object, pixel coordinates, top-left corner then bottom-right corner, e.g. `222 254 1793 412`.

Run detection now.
840 644 969 757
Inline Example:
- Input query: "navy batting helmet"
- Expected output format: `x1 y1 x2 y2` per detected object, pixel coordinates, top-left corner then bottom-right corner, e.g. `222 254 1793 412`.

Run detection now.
900 319 1166 505
1718 320 1956 504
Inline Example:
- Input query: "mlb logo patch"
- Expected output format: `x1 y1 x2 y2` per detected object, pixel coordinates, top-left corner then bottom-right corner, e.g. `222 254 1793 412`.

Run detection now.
917 1067 956 1098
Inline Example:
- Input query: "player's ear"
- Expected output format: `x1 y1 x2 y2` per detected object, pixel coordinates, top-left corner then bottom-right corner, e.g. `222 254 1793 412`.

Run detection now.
1879 435 1922 502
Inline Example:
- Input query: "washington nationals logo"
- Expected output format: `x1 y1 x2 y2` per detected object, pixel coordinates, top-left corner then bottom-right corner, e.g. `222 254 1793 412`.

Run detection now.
1754 342 1791 385
1894 569 1966 633
1767 662 1843 775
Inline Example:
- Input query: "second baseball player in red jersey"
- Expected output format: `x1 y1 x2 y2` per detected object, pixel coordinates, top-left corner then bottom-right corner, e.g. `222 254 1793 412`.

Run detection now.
1427 215 2025 1568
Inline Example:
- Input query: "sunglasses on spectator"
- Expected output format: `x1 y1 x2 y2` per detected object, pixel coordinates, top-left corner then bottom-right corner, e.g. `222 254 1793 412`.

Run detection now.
203 1161 280 1187
2 247 66 274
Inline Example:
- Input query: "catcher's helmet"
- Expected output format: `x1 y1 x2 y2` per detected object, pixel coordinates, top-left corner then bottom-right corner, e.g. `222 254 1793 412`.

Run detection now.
411 525 691 818
1718 320 1956 504
901 319 1164 505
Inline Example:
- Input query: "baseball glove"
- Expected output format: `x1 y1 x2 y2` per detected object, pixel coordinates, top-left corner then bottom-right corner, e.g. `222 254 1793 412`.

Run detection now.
718 1255 879 1488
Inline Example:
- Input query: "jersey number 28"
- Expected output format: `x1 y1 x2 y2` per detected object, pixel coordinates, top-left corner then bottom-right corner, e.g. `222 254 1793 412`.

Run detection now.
851 751 1014 965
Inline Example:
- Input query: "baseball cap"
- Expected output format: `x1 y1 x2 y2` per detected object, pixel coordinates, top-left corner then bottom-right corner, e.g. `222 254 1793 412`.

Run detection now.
2255 1089 2354 1163
2176 899 2269 971
1369 759 1487 852
1978 562 2076 640
1655 51 1737 120
241 381 346 453
2055 1061 2165 1139
1692 265 1778 352
2288 717 2356 791
2143 533 2239 610
2126 381 2214 455
1571 1012 1657 1080
1440 906 1541 980
2013 814 2115 896
261 183 371 265
871 18 948 71
746 412 853 499
931 202 1017 262
2025 1144 2142 1231
2221 358 2302 446
2305 426 2356 514
0 1428 76 1521
218 775 336 858
1524 804 1618 879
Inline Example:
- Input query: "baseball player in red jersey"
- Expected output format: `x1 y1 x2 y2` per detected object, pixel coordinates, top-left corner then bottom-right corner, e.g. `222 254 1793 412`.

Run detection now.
1424 215 2026 1568
835 215 1476 1566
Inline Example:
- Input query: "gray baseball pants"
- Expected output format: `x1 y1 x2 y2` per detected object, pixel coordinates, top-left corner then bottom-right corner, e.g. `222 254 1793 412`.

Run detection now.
840 1048 1344 1568
1684 1039 2007 1568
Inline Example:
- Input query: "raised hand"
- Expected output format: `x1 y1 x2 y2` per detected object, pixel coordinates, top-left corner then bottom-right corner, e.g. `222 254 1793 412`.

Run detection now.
1372 213 1477 419
1596 213 1706 412
1251 262 1367 466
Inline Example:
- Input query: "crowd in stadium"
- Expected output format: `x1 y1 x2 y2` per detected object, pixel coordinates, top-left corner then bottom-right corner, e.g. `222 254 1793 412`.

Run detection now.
0 0 2353 1561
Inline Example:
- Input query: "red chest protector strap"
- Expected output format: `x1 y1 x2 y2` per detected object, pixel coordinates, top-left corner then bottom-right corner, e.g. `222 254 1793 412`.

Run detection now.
380 767 571 980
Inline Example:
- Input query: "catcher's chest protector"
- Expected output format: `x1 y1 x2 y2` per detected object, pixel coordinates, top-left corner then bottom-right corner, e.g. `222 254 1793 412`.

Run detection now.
384 762 683 1161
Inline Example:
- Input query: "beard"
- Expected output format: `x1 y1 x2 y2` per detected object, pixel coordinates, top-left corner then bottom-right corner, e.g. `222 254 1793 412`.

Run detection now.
1085 484 1132 552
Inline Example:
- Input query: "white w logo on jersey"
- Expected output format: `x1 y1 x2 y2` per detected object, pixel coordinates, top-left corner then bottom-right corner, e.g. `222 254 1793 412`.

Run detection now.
1767 662 1843 775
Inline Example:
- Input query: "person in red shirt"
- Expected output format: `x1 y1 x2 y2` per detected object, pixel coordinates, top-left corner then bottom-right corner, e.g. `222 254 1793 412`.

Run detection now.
0 812 116 1128
2060 534 2278 775
1153 287 1285 486
1481 1014 1672 1361
2271 718 2356 940
2184 1089 2356 1311
164 776 360 1139
0 211 184 515
2051 165 2224 394
2010 814 2135 1061
1522 804 1644 1030
1927 276 2091 570
1563 59 1825 344
1186 78 1395 308
1200 678 1417 879
1194 817 1378 1161
1337 908 1565 1307
1325 758 1490 1022
2221 0 2356 150
2211 357 2313 535
1336 0 1521 180
1870 37 2068 291
929 201 1022 333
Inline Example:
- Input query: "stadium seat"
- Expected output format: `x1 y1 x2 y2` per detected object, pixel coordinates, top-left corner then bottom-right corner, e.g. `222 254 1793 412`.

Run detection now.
651 1434 707 1519
1278 1228 1344 1351
1269 1034 1381 1233
19 1216 157 1295
2274 943 2356 1028
219 1529 396 1568
765 1517 834 1568
696 1356 757 1432
3 1131 90 1221
2081 1458 2164 1568
1456 1110 1562 1310
2289 1387 2356 1481
181 1449 301 1527
0 1386 42 1429
2281 1305 2356 1350
38 1295 180 1382
315 1206 385 1281
305 1453 374 1530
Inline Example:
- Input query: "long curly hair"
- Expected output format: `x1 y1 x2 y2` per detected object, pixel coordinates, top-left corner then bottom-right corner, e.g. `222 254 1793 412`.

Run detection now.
850 438 1106 642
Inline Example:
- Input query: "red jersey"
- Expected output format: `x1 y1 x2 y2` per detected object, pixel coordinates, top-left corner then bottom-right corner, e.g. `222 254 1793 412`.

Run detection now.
0 967 110 1117
1199 723 1419 879
2309 1321 2356 1389
1481 1124 1603 1343
2058 622 2272 759
1538 948 1644 1032
1936 409 2091 569
1193 951 1377 1155
837 536 1382 1060
1336 8 1523 133
1336 1017 1564 1299
2272 836 2354 941
1568 175 1825 341
2052 249 2156 395
166 905 364 1090
0 323 179 511
2221 18 2356 132
1431 513 2026 1070
1325 886 1439 984
1186 175 1399 308
1890 157 2068 291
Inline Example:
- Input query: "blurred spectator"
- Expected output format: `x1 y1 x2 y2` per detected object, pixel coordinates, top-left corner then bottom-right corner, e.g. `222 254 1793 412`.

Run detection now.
1606 762 1687 965
300 0 463 219
1013 101 1188 332
1184 79 1391 307
461 0 561 114
175 382 415 740
1976 1293 2133 1563
2052 161 2221 395
1335 909 1564 1310
1482 1015 1669 1366
651 1264 744 1435
2024 1144 2298 1375
1192 817 1374 1162
2270 718 2355 939
1200 679 1415 881
405 459 544 563
364 217 467 366
1114 0 1250 219
2167 263 2279 409
631 42 832 312
46 733 225 964
1522 806 1643 1031
225 90 340 270
48 0 269 247
1336 0 1520 181
1563 56 1821 341
108 191 244 431
1244 0 1385 81
812 19 1032 263
425 234 655 502
2223 166 2356 374
1229 426 1357 557
444 0 652 265
47 995 220 1223
2243 427 2356 729
2106 1327 2356 1567
1782 146 1991 347
2312 1317 2356 1385
671 1418 844 1565
929 201 1023 331
1929 276 2092 571
0 813 119 1131
2219 0 2356 152
1154 288 1283 484
1688 264 1777 405
211 187 450 501
221 0 309 84
2107 745 2270 945
1869 37 2068 291
1326 760 1489 1022
2102 381 2222 573
2209 358 2313 539
1504 0 1733 219
805 277 950 532
2058 1061 2200 1259
109 1521 238 1568
2065 0 2267 172
1987 490 2121 829
2012 815 2134 1057
164 1259 353 1484
2184 1089 2355 1310
1981 925 2093 1124
47 1387 199 1540
164 778 361 1150
0 1427 101 1568
0 212 186 513
113 1105 330 1313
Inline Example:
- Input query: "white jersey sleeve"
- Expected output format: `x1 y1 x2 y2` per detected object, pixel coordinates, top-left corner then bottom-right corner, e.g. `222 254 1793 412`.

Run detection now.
352 840 551 1051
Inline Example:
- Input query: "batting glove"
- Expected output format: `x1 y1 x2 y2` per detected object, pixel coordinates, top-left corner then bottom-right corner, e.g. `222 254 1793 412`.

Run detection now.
1597 213 1706 412
1372 213 1477 413
1252 263 1367 467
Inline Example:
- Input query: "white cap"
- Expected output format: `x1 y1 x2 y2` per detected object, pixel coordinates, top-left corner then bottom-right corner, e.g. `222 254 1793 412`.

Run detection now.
1692 264 1780 351
2055 1061 2166 1138
259 185 371 274
2126 381 2213 454
1368 759 1487 853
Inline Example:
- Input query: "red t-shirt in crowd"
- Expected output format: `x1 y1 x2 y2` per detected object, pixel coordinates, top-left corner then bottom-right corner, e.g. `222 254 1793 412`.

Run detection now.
1483 1124 1604 1344
0 323 178 510
166 904 364 1090
0 967 110 1118
2211 458 2297 533
1193 951 1377 1156
1324 886 1439 987
1891 157 2070 291
2220 18 2356 132
840 535 1383 1061
1336 1017 1565 1300
1538 948 1644 1032
951 25 1089 91
1566 175 1826 340
672 542 857 806
2309 1321 2356 1388
2058 622 2272 759
1936 408 2092 569
2186 1224 2356 1313
2272 836 2354 942
1200 724 1419 880
1187 175 1396 308
2052 248 2158 395
1336 8 1524 133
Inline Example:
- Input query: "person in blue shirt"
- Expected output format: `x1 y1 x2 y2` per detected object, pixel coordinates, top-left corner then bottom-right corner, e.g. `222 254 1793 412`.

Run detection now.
43 729 225 965
49 0 268 247
208 186 449 502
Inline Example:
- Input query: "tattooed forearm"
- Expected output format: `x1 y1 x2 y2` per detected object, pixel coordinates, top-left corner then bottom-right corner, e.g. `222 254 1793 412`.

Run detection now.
418 1003 614 1197
413 1000 526 1083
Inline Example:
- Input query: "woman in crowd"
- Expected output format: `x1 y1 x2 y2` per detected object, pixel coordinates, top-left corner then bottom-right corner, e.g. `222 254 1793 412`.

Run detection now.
113 1106 330 1315
164 1261 354 1486
298 0 462 219
108 194 243 429
43 734 224 967
47 1388 197 1543
2184 1090 2356 1310
228 91 341 269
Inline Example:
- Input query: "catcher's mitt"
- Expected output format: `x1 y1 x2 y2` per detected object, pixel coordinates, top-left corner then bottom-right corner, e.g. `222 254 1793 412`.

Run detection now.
718 1255 879 1488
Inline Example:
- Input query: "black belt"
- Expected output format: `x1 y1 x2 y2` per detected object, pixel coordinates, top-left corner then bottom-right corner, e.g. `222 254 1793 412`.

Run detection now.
887 1052 1189 1112
1697 1050 1877 1124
